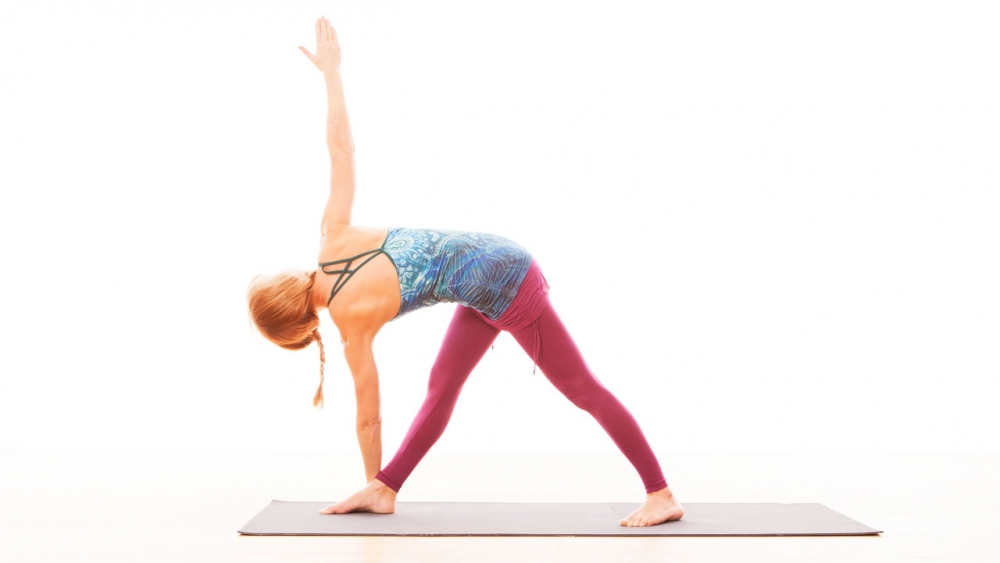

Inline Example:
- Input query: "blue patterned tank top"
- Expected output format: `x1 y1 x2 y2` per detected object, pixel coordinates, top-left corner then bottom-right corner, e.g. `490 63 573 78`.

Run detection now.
382 227 533 320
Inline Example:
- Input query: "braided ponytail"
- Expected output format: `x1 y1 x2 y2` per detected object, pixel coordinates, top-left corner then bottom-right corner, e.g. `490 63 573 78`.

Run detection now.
306 271 326 409
312 329 326 408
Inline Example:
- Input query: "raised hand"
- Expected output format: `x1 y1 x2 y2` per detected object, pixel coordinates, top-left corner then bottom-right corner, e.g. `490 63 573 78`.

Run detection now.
299 16 342 74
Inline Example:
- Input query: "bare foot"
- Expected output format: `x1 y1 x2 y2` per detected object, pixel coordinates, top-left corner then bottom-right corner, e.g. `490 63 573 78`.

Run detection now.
620 487 684 527
319 479 397 515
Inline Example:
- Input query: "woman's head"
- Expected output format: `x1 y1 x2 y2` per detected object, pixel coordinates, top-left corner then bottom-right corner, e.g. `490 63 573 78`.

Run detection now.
247 269 326 408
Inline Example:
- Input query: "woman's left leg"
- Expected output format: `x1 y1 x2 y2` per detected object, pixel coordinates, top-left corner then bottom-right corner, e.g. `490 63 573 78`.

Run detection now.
375 304 501 492
320 305 499 516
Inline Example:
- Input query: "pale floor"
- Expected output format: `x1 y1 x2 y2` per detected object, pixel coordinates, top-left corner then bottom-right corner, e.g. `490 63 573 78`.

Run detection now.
1 449 998 562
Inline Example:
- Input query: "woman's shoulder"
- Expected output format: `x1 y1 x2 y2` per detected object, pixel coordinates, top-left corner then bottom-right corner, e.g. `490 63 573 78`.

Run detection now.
318 224 390 263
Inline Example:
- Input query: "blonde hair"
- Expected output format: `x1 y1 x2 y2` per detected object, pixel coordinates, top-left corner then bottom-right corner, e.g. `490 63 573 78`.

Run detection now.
247 269 326 408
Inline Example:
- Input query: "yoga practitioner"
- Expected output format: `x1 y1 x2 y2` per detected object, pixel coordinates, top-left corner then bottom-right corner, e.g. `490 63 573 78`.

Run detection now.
246 16 684 527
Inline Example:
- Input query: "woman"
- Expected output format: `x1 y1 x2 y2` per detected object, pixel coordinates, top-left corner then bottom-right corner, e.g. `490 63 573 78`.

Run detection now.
247 16 684 528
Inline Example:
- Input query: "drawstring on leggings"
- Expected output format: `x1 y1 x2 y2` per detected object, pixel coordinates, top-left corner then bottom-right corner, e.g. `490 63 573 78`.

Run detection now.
531 317 541 374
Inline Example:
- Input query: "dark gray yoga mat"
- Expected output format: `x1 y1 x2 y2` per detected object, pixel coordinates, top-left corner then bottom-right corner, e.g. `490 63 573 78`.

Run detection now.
238 501 881 537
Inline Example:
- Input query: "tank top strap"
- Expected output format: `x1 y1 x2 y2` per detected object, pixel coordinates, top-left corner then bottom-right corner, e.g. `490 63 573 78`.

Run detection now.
319 231 392 307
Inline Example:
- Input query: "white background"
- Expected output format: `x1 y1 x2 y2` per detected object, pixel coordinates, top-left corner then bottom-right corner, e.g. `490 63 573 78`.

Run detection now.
1 0 997 456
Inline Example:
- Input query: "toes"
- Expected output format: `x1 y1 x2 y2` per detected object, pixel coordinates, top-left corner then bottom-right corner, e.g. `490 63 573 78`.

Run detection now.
620 513 653 527
329 502 351 514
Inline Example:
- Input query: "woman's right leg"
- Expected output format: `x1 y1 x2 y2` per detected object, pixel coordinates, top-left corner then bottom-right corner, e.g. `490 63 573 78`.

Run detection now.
375 305 500 492
509 303 669 494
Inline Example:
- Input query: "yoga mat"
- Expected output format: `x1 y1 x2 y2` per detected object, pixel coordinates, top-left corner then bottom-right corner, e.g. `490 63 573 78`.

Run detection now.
238 501 881 537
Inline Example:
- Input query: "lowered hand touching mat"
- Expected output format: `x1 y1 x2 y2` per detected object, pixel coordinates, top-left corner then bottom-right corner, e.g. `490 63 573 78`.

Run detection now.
238 501 881 537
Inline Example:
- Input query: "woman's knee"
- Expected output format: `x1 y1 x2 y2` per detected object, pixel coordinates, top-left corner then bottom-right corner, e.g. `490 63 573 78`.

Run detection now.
554 377 610 413
426 364 468 396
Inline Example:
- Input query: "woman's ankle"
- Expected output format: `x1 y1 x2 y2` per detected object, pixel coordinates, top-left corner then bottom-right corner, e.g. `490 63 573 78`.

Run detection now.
648 486 674 499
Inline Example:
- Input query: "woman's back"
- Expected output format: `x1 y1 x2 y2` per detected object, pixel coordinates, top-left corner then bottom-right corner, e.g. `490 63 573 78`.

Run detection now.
382 227 532 320
317 225 533 324
317 225 400 327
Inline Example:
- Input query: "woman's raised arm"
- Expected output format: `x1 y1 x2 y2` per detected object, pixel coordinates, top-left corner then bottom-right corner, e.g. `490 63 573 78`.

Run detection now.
300 16 356 229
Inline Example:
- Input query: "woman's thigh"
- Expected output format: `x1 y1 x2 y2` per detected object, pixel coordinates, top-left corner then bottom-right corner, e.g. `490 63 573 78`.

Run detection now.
427 305 501 393
508 304 604 399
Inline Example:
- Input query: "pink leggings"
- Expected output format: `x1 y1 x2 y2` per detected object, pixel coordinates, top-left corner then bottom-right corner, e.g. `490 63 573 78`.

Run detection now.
374 299 668 494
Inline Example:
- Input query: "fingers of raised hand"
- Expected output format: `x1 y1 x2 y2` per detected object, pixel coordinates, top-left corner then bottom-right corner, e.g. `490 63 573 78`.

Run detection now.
315 16 337 44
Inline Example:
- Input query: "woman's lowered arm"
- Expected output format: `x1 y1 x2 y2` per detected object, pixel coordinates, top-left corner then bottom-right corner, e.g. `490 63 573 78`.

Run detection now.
342 333 383 483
